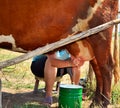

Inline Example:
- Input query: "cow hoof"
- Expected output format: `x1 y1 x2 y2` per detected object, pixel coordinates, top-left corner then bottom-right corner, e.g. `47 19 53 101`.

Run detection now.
33 90 39 94
90 100 103 108
102 102 109 108
90 103 108 108
89 102 94 108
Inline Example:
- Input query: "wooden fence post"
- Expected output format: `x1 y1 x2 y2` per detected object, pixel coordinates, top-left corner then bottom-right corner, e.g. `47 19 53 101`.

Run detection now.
113 24 120 83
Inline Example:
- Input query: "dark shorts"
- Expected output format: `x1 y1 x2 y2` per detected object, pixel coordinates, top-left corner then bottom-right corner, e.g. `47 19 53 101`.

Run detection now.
30 55 68 78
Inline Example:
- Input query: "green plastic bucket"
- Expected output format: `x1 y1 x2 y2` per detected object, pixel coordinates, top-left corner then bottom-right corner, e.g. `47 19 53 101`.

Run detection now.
59 84 83 108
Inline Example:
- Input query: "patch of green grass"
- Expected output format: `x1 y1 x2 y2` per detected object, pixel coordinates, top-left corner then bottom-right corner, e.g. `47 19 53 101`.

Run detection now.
111 83 120 104
118 32 120 36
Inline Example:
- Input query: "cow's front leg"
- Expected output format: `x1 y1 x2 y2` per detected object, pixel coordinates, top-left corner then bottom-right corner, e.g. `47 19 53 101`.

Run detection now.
90 59 103 108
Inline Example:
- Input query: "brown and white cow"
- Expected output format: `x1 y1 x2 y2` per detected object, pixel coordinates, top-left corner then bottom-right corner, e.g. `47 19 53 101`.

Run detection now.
0 0 118 107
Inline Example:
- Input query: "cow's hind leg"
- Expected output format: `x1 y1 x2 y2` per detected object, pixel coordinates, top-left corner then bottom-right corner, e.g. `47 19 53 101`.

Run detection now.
100 54 114 107
90 58 103 108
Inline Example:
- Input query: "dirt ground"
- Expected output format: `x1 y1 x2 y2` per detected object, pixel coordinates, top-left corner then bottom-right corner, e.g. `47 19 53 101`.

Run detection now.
2 88 120 108
2 88 53 108
2 87 92 108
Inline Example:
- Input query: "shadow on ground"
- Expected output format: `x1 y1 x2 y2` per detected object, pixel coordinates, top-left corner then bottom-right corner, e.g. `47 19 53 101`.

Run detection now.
2 89 58 108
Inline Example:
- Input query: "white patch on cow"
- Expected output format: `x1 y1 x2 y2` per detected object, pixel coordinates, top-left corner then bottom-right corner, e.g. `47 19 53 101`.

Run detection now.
0 34 16 46
0 34 27 52
76 41 94 61
72 0 105 32
99 32 107 40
